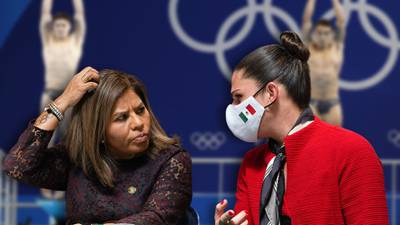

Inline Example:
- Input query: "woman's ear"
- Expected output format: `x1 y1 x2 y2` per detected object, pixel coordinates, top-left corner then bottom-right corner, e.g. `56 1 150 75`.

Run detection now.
264 82 279 105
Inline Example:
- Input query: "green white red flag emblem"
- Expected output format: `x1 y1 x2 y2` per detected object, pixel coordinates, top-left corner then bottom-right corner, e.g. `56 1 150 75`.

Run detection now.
238 104 256 123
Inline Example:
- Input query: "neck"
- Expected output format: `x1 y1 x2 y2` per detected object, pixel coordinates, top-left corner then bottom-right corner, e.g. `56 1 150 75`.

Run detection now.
106 145 137 160
264 105 302 144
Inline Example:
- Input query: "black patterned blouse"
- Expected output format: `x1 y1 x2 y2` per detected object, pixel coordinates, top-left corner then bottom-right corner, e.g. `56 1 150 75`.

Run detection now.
2 121 192 225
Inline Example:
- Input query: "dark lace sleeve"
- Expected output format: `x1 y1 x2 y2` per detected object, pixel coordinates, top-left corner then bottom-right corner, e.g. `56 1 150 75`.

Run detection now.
113 150 192 225
2 120 70 190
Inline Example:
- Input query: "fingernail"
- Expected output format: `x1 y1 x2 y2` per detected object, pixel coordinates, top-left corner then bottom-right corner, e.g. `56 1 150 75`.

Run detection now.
245 210 249 215
220 199 225 205
228 211 235 216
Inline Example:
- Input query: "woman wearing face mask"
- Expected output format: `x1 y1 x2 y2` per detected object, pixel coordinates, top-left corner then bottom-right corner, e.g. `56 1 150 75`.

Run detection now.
3 67 192 225
214 31 388 225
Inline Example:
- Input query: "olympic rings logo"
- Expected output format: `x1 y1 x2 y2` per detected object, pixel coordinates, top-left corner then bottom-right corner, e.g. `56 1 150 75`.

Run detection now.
388 129 400 148
168 0 400 91
190 132 226 151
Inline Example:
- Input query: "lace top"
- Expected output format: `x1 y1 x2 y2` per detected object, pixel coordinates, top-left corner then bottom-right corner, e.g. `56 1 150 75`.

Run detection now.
3 121 192 225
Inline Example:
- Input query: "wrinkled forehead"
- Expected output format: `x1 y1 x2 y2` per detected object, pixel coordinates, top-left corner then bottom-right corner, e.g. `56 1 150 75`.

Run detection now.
113 89 144 111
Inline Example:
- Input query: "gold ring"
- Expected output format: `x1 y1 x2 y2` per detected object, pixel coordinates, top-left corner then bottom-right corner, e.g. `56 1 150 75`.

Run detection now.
81 74 90 82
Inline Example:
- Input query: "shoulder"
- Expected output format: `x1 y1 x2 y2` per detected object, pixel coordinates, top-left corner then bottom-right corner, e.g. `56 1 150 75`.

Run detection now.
316 119 370 146
155 146 192 184
156 145 191 167
241 143 273 168
314 119 378 161
243 144 266 160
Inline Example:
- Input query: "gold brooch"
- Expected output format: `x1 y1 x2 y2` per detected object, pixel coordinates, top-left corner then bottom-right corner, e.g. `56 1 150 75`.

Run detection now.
128 186 137 194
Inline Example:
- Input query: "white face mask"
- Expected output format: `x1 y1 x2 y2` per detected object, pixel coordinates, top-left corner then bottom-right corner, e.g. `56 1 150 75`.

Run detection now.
226 94 272 143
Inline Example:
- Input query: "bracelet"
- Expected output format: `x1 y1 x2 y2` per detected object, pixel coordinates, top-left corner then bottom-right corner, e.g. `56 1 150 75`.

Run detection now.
45 101 64 121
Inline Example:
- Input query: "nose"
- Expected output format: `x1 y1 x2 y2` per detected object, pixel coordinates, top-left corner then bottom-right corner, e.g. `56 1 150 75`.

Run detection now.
129 114 144 131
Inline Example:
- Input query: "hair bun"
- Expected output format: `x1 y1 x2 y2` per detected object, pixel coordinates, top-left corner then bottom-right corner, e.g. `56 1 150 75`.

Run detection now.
280 31 310 62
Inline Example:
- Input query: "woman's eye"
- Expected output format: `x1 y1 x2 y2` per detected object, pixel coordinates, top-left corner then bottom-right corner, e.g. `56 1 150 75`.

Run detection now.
115 114 128 121
233 95 242 105
137 106 146 114
233 94 242 101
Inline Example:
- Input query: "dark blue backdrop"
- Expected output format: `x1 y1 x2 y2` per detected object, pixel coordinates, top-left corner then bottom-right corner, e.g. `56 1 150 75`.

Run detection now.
1 0 399 224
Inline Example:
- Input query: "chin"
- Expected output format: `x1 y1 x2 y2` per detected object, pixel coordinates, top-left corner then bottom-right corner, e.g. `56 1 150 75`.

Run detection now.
128 141 150 154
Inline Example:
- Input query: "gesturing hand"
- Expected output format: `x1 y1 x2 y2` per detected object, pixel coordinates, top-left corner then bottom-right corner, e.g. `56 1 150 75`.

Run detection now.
215 199 248 225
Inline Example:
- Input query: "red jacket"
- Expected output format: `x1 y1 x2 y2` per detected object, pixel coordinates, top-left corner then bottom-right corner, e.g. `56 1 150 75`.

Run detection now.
234 117 388 225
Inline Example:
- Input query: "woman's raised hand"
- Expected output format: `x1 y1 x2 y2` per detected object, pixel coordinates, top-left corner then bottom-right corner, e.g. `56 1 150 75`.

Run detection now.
55 66 99 112
215 199 248 225
34 66 99 130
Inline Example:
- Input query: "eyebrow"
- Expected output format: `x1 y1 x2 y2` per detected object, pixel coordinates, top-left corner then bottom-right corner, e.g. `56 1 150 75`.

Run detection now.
112 110 128 117
112 102 145 116
231 89 240 95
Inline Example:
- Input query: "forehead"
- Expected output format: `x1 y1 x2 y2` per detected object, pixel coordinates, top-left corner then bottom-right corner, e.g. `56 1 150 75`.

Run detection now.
231 69 259 93
315 25 333 32
113 89 143 110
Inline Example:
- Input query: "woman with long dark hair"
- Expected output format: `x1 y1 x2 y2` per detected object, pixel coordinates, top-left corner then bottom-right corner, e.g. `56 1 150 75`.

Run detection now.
3 67 192 225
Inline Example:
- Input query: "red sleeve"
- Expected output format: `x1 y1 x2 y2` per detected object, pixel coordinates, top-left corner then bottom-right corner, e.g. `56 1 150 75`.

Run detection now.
234 153 254 225
338 137 389 224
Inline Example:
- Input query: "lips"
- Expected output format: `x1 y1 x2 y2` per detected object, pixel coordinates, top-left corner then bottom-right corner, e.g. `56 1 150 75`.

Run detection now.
130 133 149 144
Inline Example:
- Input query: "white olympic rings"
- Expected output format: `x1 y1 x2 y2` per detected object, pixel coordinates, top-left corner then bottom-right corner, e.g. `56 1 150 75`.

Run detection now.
388 129 400 149
168 0 400 91
190 132 227 151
